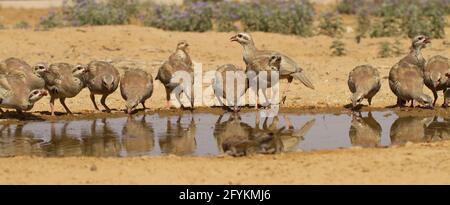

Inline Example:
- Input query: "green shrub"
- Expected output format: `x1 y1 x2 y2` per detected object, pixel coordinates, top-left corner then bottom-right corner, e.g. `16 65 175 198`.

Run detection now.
143 2 213 32
392 39 403 56
63 0 138 26
370 16 402 37
378 42 393 58
330 39 346 56
318 12 344 37
355 10 370 43
238 0 315 36
14 21 30 29
378 40 403 58
39 11 64 29
213 2 240 32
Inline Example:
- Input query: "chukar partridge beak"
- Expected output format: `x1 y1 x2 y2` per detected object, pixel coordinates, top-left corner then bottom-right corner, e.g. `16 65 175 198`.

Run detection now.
230 35 238 42
41 90 48 97
424 37 431 44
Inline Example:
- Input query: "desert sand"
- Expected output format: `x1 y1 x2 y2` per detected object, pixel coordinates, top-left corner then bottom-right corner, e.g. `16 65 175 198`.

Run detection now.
1 8 450 184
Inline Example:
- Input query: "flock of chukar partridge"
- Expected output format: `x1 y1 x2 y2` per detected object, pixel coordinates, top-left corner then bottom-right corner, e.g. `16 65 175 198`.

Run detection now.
349 35 450 109
0 33 449 117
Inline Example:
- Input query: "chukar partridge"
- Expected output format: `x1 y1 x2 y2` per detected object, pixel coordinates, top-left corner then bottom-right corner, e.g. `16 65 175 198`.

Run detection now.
0 57 48 90
231 32 314 104
423 55 450 107
42 63 88 116
0 74 48 114
155 41 194 109
120 68 153 114
389 36 432 108
212 64 248 111
84 61 120 112
347 65 381 108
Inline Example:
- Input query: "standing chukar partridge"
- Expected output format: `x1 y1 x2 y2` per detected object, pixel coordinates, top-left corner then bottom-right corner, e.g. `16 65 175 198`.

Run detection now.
156 41 194 109
84 61 120 112
246 55 283 108
231 33 314 105
120 68 153 115
389 35 432 108
423 55 450 107
42 63 88 116
212 64 248 111
0 74 48 114
347 65 381 108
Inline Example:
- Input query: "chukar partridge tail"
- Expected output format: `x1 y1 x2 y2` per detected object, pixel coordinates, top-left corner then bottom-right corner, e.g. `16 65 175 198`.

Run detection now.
292 72 315 90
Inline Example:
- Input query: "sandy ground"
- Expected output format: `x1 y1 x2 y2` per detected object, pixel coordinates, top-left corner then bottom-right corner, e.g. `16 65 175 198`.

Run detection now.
1 9 450 184
1 140 450 184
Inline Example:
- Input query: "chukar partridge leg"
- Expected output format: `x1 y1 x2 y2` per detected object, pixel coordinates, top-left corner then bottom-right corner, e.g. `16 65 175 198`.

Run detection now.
281 76 293 104
50 97 56 116
60 98 72 115
100 94 111 112
90 93 100 111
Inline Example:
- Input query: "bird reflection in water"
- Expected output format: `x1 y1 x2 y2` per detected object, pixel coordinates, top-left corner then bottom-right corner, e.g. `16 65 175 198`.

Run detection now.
121 115 155 156
82 118 120 157
349 112 382 147
390 115 434 145
214 112 315 156
0 123 44 157
159 114 197 156
424 117 450 142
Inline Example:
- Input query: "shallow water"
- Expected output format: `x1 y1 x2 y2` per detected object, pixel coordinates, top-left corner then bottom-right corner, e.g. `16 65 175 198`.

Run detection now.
0 111 449 157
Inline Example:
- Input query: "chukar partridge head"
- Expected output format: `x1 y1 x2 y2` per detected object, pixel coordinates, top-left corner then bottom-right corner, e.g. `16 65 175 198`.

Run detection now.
33 63 49 76
72 64 88 78
176 40 189 51
268 55 282 71
230 33 253 45
411 35 431 49
417 94 433 108
101 74 116 91
28 89 48 105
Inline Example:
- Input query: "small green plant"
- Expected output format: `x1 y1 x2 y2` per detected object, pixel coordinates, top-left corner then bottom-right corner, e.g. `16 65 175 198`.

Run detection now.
370 16 401 37
378 40 403 58
392 39 403 56
143 2 213 32
378 42 393 58
39 11 63 29
330 39 346 56
63 0 138 26
213 2 239 32
14 21 30 29
355 10 370 43
318 12 345 37
336 0 360 14
239 1 315 36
